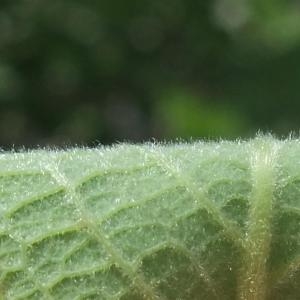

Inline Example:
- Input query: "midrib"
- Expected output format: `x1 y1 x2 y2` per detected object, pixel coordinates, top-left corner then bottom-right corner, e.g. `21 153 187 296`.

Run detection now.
237 140 279 300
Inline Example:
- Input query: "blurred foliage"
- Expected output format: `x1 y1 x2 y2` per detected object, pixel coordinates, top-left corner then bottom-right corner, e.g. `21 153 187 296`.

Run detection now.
1 0 300 147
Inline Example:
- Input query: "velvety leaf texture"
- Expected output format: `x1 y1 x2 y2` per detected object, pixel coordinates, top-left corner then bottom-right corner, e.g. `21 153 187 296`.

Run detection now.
0 137 300 299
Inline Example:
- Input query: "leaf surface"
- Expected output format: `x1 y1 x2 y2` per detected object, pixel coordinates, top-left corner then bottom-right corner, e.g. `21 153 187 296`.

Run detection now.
0 138 299 299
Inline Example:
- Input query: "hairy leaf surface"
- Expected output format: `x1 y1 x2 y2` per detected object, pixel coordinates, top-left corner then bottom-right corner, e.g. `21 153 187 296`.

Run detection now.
0 138 300 299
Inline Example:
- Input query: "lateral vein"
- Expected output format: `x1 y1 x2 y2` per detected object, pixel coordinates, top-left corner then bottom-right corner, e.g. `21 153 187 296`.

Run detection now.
44 156 162 300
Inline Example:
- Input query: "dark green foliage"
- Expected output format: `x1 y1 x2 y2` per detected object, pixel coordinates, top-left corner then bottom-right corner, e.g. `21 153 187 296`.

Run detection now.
0 1 300 147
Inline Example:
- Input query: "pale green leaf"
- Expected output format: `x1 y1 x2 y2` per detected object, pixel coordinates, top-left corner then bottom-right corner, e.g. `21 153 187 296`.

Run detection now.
0 137 299 299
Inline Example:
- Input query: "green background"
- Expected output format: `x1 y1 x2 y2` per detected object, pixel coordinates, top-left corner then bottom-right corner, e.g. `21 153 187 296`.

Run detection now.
0 0 300 148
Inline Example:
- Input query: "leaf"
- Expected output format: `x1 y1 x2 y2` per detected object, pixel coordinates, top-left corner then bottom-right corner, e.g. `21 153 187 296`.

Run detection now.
0 137 300 299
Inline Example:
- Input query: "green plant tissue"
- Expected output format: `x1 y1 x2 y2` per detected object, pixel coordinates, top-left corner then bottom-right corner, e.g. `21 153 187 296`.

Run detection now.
0 137 300 299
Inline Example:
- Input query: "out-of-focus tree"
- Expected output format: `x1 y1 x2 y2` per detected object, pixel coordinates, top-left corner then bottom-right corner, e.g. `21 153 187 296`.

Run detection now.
0 0 300 147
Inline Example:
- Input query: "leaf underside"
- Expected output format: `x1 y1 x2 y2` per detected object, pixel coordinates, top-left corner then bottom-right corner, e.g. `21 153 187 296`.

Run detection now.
0 137 300 299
